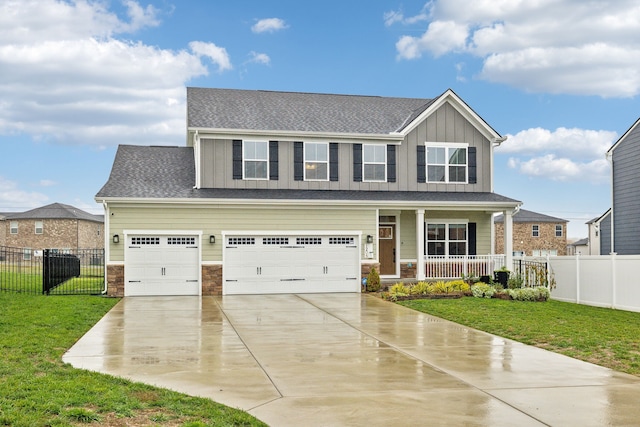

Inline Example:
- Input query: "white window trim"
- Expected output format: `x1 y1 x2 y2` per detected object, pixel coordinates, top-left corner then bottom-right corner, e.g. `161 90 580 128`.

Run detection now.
555 224 563 237
425 142 469 184
363 144 387 182
10 221 18 234
35 221 43 235
304 142 329 181
532 224 540 237
242 140 269 181
425 219 469 256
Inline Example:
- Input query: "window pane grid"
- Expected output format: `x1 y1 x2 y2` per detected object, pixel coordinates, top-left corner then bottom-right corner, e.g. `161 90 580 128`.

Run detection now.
304 143 329 181
243 141 268 179
426 146 468 183
363 145 386 182
426 223 467 256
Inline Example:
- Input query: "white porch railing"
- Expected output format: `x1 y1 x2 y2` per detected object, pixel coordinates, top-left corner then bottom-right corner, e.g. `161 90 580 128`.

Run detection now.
424 255 506 280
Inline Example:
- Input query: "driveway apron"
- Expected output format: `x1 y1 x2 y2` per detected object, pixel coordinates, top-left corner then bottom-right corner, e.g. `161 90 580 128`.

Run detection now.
64 294 640 426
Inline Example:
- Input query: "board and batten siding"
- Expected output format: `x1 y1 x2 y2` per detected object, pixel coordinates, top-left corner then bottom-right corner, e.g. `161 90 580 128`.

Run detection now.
612 123 640 255
198 103 492 193
107 204 376 262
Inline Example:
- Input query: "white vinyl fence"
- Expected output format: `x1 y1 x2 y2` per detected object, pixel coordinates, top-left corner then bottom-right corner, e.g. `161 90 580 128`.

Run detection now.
548 254 640 313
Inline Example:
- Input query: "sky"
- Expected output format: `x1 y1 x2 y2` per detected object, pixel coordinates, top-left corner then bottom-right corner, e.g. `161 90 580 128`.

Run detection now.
1 0 639 239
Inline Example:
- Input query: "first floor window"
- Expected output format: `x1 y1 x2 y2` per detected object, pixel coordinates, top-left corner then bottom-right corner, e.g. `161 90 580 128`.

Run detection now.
243 141 268 179
555 224 563 237
532 224 540 237
35 221 43 234
10 221 18 234
304 142 328 180
426 144 468 183
363 144 386 181
23 248 31 261
426 223 467 255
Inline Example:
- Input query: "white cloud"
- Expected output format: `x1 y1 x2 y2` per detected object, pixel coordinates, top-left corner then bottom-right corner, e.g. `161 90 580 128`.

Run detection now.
248 51 271 65
0 176 49 210
39 180 57 187
0 0 232 147
393 0 640 97
499 127 617 158
189 41 232 72
498 127 617 183
251 18 288 34
507 155 610 183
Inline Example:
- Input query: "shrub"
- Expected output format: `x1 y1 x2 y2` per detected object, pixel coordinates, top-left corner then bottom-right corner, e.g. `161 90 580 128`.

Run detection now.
507 273 524 289
431 280 451 293
410 281 432 295
508 286 550 301
471 282 495 298
367 267 381 292
447 279 470 293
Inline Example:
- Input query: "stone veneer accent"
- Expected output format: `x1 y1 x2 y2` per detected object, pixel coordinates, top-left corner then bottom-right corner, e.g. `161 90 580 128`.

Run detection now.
202 265 222 295
400 262 417 279
106 264 124 297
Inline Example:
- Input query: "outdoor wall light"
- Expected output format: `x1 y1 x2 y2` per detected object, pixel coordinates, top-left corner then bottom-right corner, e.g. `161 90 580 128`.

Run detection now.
366 234 373 244
209 235 216 244
112 234 120 244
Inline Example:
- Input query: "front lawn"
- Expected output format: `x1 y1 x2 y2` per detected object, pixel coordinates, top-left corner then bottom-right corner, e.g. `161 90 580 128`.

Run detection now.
0 293 266 427
399 298 640 376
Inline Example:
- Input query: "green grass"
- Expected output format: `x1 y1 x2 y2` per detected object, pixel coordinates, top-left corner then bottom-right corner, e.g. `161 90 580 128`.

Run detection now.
0 294 267 427
399 297 640 375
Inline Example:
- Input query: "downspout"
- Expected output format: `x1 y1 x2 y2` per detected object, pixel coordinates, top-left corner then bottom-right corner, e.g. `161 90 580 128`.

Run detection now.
606 151 614 253
101 200 109 295
193 130 200 189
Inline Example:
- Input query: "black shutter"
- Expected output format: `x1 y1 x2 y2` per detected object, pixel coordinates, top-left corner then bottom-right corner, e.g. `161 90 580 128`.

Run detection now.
294 142 303 181
468 146 477 184
269 141 278 180
232 140 242 180
329 143 339 181
417 145 426 183
353 144 362 182
387 145 396 183
468 222 477 255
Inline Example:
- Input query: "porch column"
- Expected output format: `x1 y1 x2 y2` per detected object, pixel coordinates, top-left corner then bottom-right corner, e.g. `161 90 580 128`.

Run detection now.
503 209 514 269
416 209 425 280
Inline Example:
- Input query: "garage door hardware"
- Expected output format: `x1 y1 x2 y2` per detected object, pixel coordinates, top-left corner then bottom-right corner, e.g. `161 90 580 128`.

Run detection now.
128 280 141 283
280 278 306 281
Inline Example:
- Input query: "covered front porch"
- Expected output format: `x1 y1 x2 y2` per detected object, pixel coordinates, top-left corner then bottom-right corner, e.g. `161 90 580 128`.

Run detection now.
376 207 518 281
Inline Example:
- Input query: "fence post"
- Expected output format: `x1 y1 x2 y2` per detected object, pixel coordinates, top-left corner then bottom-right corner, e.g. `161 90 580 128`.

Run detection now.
575 253 580 304
42 249 49 295
611 252 617 310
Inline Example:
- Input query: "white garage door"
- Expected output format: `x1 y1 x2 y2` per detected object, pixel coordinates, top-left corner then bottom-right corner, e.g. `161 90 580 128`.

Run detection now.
223 234 360 295
125 235 200 296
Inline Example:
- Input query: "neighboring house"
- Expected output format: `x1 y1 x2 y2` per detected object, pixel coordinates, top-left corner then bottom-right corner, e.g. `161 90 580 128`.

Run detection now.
0 203 104 256
604 117 640 255
567 238 589 255
586 209 610 255
494 209 568 256
96 87 521 297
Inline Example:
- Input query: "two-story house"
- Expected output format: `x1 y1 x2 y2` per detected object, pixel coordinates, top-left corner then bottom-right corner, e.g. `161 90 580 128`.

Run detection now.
603 117 640 255
96 88 521 297
1 203 104 258
494 209 568 256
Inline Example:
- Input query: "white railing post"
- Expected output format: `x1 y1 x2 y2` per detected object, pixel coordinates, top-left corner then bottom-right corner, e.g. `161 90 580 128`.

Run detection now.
416 209 425 280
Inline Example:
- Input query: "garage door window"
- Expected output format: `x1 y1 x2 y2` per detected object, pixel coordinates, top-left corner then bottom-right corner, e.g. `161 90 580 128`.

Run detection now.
297 237 322 245
132 237 160 245
263 237 289 245
329 237 355 245
168 237 196 245
228 237 255 245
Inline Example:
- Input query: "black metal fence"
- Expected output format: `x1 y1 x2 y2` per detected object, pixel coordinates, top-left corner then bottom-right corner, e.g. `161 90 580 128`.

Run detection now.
0 246 104 295
512 258 551 288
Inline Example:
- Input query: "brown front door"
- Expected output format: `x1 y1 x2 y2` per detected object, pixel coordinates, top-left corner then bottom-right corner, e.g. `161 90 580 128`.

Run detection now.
379 224 396 275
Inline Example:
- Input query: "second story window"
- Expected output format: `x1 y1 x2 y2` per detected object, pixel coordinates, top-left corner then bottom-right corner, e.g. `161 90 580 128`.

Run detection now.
555 224 563 237
304 143 328 181
532 224 540 237
426 145 468 183
35 221 43 234
243 141 268 180
10 221 18 234
363 145 386 182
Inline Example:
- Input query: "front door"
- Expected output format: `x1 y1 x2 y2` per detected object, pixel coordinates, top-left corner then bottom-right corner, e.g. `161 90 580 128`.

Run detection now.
379 224 396 275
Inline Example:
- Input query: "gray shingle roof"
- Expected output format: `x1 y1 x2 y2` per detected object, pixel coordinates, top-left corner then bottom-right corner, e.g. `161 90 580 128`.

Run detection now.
5 203 102 223
96 145 520 206
187 87 435 134
494 209 567 223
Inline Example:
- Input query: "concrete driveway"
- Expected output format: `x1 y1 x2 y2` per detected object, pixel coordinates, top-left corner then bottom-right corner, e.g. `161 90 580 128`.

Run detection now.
64 294 640 426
